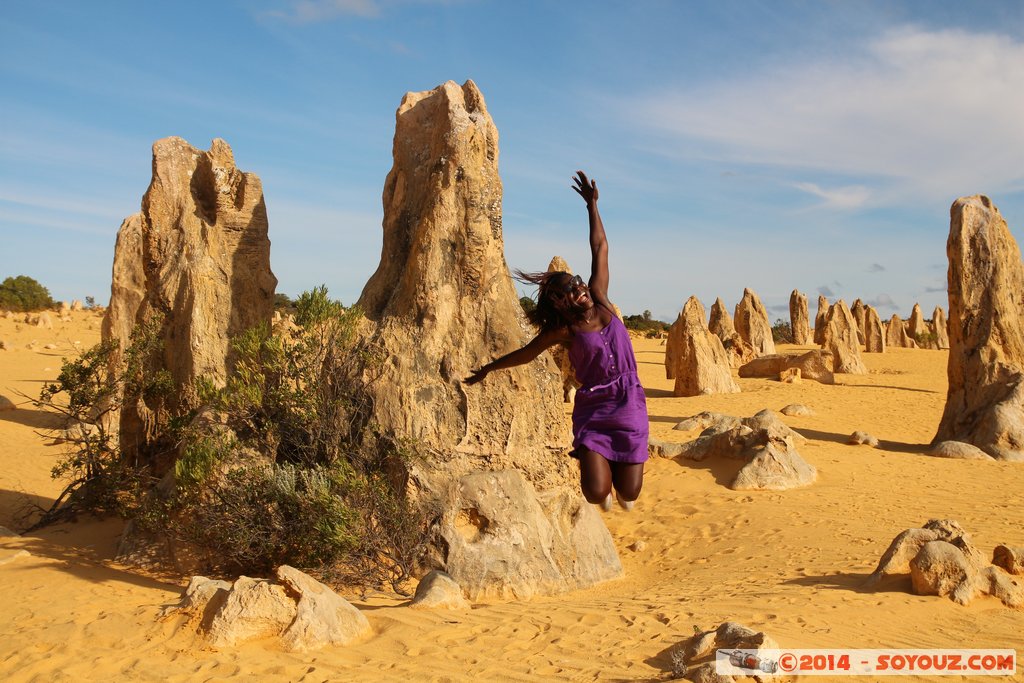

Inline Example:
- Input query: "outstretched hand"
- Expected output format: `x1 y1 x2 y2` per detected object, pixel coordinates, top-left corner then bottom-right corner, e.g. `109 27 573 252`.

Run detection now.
572 170 598 205
463 367 489 385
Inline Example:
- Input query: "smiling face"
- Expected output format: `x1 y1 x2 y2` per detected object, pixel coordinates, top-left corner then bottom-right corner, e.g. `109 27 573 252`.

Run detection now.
551 273 593 317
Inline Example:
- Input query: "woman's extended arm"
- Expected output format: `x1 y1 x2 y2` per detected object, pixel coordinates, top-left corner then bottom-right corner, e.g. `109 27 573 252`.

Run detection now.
463 327 569 385
572 170 610 308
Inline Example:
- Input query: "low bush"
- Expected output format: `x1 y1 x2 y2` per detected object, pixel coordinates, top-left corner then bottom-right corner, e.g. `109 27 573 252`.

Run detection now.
0 275 54 312
771 318 794 344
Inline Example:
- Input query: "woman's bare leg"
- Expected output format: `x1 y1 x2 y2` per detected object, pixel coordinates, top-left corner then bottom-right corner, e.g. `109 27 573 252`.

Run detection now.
577 448 612 504
610 461 644 502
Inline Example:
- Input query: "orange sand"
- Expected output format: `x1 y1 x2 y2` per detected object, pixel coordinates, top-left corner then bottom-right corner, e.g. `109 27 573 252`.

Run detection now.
1 312 1022 682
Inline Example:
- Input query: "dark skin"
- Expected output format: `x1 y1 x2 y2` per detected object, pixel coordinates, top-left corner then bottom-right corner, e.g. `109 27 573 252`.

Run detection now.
463 171 644 505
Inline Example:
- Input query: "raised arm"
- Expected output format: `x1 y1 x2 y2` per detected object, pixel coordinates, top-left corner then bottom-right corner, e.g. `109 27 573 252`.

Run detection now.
572 170 610 309
463 326 570 385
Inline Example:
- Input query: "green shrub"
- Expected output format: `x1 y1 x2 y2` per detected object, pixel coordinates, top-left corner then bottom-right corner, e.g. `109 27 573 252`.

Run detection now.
519 296 536 314
623 310 669 335
771 318 794 343
38 286 433 592
0 275 54 312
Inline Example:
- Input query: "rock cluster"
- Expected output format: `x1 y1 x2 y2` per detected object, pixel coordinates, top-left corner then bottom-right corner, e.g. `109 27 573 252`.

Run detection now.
350 80 620 597
102 137 276 470
933 195 1024 461
649 409 816 491
666 297 739 396
734 288 775 356
162 566 372 651
865 520 1023 608
708 297 754 368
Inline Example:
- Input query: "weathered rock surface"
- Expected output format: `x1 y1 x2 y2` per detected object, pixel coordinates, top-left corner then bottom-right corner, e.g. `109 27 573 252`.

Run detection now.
847 431 879 447
929 440 993 460
934 195 1024 461
993 545 1024 575
932 305 950 349
813 294 828 345
669 297 739 397
165 568 370 650
410 570 470 610
910 540 984 605
734 288 775 356
435 470 622 600
738 350 834 385
102 137 276 472
789 289 810 344
865 519 985 587
708 297 755 369
664 410 814 491
780 403 813 417
863 305 885 353
907 303 930 345
885 314 917 349
349 81 614 598
821 300 867 374
850 298 866 342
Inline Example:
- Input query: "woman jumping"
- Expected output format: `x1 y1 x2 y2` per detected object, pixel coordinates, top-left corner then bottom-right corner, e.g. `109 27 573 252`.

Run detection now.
464 170 649 511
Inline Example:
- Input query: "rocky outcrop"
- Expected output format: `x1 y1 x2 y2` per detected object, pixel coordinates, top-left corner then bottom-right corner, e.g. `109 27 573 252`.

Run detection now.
351 80 618 596
885 314 917 348
933 195 1024 461
863 305 885 353
821 300 867 374
410 570 470 610
162 567 371 651
734 288 775 356
932 305 950 349
670 296 739 397
102 137 276 471
709 297 754 368
738 350 834 384
789 289 810 344
813 294 828 345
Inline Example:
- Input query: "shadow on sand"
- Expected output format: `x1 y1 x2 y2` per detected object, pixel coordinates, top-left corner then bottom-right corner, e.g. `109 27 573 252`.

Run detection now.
793 427 931 455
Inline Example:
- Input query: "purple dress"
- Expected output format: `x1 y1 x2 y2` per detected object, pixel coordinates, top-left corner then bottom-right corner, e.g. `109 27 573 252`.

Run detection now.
568 312 649 463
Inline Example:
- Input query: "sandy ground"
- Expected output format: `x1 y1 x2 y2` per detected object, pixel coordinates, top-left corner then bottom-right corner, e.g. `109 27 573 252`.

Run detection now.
1 311 1022 682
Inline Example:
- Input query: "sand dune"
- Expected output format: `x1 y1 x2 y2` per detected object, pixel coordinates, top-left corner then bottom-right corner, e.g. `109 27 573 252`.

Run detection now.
1 313 1022 682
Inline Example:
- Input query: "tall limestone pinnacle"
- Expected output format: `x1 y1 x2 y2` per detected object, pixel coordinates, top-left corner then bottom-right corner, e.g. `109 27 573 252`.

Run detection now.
102 137 276 469
934 195 1024 460
352 80 620 598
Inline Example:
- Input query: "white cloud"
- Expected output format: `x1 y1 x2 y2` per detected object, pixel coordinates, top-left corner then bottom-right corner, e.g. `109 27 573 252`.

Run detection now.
268 0 381 22
633 26 1024 204
793 181 871 209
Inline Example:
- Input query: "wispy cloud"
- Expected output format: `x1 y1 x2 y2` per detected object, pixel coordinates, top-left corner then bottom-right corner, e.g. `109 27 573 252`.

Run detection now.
631 26 1024 204
867 293 899 311
817 285 835 297
793 181 871 209
867 263 886 272
266 0 381 22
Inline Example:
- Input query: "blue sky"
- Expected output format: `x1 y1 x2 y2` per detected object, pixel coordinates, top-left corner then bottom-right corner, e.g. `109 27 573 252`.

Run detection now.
2 1 1023 323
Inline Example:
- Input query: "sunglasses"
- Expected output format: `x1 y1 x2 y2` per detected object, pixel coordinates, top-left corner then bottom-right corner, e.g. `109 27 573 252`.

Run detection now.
554 274 585 294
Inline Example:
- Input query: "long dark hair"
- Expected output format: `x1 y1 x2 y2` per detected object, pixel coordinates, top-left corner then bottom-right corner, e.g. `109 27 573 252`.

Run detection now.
514 269 586 333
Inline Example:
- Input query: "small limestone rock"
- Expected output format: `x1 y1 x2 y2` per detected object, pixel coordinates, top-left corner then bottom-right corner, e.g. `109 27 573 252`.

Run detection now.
0 339 8 350
780 404 813 417
673 411 741 433
982 566 1024 608
647 438 687 458
628 540 647 552
910 540 983 605
275 565 372 651
848 431 879 447
43 343 58 350
779 367 801 383
731 440 816 491
929 440 994 460
160 576 232 620
993 545 1024 575
0 396 15 412
410 570 470 610
866 519 984 587
205 576 297 647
